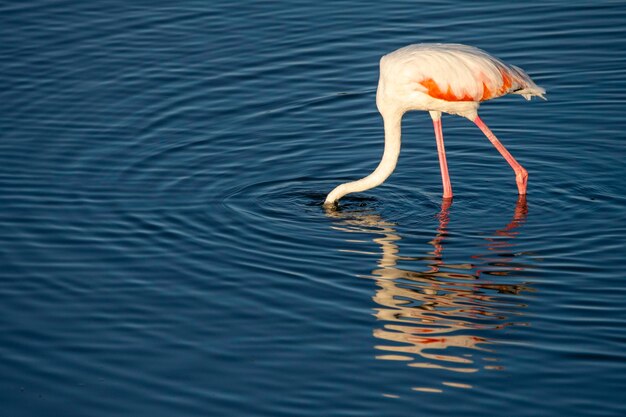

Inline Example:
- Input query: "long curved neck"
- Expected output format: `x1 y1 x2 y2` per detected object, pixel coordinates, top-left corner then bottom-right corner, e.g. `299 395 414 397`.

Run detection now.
324 109 403 205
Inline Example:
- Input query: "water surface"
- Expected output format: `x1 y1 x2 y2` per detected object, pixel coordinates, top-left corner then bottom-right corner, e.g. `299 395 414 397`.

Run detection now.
1 1 626 416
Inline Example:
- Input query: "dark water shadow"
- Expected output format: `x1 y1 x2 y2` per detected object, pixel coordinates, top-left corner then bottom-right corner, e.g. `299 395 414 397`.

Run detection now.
324 197 535 392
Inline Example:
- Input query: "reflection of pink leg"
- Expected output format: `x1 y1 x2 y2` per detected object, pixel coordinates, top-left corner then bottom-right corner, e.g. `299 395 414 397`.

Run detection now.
433 119 453 198
499 195 528 235
474 116 528 195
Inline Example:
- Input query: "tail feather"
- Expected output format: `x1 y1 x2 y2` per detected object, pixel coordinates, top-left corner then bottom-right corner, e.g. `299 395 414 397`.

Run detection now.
510 65 546 100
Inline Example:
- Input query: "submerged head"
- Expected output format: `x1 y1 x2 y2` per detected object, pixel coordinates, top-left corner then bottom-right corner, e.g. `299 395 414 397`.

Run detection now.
324 183 347 207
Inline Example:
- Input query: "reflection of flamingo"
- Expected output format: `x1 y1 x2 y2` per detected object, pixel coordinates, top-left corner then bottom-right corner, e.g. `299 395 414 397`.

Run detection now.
324 44 545 206
325 196 533 384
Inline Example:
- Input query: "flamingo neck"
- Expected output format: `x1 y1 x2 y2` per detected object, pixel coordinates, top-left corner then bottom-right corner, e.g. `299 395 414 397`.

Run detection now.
324 110 403 206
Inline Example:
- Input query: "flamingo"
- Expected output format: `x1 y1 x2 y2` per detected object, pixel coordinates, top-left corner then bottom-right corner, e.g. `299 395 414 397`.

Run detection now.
324 43 545 206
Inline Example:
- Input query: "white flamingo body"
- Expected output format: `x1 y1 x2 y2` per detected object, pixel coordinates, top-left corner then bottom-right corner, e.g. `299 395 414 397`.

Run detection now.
324 43 545 206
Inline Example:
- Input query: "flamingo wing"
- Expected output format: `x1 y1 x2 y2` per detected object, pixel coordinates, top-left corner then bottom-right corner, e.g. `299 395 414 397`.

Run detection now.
383 44 545 102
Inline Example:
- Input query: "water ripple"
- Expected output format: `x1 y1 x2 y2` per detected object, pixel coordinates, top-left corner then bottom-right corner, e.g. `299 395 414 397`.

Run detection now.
1 1 626 416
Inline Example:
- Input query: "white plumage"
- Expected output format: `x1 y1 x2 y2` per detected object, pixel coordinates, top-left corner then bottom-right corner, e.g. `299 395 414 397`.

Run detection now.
325 43 545 205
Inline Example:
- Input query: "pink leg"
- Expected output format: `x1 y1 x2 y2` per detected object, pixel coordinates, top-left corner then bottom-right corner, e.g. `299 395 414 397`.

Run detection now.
433 118 453 199
473 116 528 195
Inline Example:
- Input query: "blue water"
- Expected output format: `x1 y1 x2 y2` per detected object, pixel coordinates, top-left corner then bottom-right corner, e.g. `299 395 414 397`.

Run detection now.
1 1 625 416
